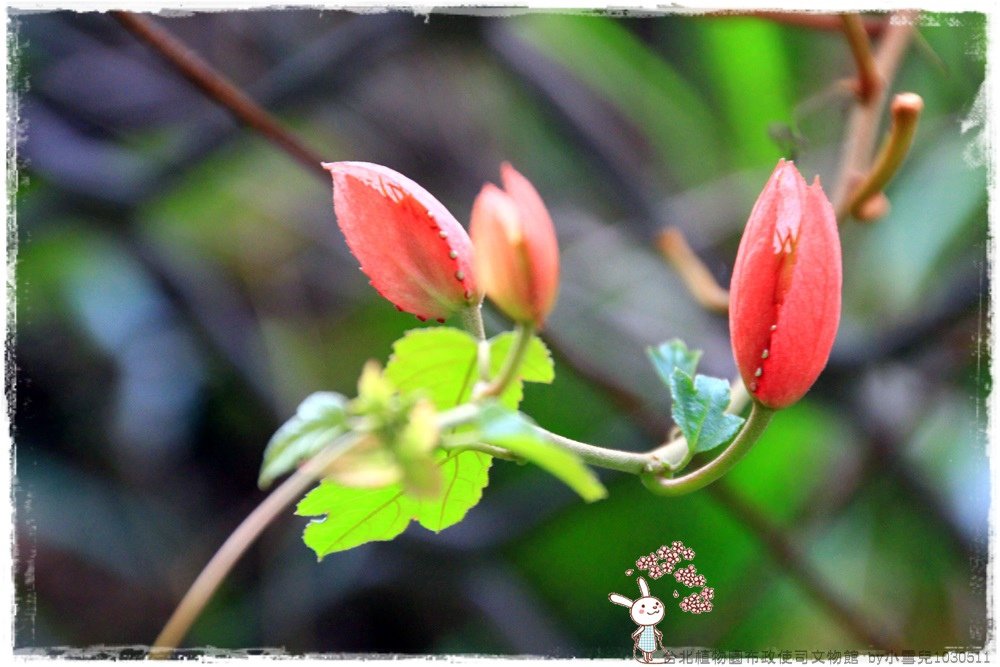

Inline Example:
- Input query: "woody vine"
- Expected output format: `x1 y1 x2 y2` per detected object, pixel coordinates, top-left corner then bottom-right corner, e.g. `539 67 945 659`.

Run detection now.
120 11 927 658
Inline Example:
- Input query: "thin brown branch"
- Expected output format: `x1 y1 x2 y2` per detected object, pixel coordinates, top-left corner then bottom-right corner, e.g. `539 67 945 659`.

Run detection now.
841 13 882 104
831 11 917 219
112 12 328 180
845 92 924 220
150 439 356 657
656 227 730 314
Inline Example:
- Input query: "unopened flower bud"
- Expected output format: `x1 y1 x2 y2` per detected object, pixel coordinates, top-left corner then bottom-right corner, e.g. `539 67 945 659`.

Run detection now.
470 163 560 328
324 161 480 322
729 159 842 409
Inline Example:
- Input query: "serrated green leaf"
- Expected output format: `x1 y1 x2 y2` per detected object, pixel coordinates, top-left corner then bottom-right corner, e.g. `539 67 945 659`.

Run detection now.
258 392 348 489
298 327 556 558
477 404 606 502
385 326 555 411
489 332 555 383
297 482 415 559
669 369 745 454
295 449 493 559
488 332 555 408
648 339 702 389
416 451 493 532
384 328 480 410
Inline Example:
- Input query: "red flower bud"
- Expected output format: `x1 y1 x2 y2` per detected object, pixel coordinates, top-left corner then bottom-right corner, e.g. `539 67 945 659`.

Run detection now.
324 161 480 322
470 163 560 328
729 159 842 409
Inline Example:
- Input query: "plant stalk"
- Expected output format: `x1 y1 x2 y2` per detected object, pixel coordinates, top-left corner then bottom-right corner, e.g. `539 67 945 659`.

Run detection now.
831 11 916 219
641 402 775 496
531 426 652 473
475 322 534 399
840 13 882 104
656 227 730 314
845 92 924 219
459 305 486 341
149 437 358 657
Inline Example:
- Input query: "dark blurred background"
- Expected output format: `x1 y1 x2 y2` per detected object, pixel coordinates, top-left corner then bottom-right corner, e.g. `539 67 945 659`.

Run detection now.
10 9 990 656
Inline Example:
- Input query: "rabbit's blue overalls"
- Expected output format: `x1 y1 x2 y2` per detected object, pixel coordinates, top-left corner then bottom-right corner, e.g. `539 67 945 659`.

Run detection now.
637 626 657 652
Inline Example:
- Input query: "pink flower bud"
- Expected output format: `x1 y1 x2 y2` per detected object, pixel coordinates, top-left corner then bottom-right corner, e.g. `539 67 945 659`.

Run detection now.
469 163 560 328
729 159 842 409
324 161 480 322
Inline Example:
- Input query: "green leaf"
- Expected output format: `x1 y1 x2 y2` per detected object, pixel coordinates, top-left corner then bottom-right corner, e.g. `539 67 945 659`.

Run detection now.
297 327 556 558
385 326 555 410
476 404 607 502
416 451 493 532
648 339 702 389
669 369 745 454
489 332 555 383
258 392 348 489
488 331 555 408
297 482 415 559
295 449 493 559
384 328 480 410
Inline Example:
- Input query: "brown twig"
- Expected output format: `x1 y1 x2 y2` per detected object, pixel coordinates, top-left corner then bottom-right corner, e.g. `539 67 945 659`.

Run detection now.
845 92 924 221
150 438 357 657
831 11 917 219
656 227 729 314
840 13 882 104
111 12 327 180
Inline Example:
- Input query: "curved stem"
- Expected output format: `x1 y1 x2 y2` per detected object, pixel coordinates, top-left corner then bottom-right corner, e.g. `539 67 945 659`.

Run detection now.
151 372 767 655
441 442 523 462
831 11 916 218
476 322 534 399
458 306 492 385
728 376 751 416
648 436 693 472
530 374 755 476
840 13 882 104
436 403 482 430
531 426 652 473
150 437 357 658
845 92 924 219
656 227 730 314
640 402 775 497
